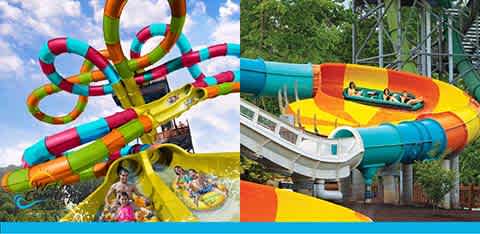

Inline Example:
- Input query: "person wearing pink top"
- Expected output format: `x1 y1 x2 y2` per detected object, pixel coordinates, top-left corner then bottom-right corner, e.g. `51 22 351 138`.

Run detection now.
116 192 136 222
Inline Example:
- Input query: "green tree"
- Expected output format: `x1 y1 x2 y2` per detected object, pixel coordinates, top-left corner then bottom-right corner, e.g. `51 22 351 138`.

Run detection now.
241 0 354 63
414 160 455 211
459 138 480 185
240 155 273 184
458 139 480 209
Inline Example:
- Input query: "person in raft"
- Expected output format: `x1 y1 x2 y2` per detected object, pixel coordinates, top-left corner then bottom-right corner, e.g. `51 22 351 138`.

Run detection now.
105 167 151 213
382 88 400 103
400 91 424 105
187 169 227 207
174 166 193 189
348 81 377 97
115 192 153 222
347 81 363 96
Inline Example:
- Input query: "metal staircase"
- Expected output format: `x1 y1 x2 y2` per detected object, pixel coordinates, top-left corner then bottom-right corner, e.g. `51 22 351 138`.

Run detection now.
462 16 480 68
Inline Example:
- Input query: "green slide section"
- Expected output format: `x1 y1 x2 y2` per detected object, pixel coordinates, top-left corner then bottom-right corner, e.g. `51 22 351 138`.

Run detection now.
385 0 418 73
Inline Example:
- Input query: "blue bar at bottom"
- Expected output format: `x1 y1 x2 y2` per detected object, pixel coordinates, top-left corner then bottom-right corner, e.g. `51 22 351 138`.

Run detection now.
1 222 479 233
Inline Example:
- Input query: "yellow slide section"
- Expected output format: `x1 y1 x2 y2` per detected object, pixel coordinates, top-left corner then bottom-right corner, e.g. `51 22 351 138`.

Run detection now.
288 64 478 136
60 144 239 222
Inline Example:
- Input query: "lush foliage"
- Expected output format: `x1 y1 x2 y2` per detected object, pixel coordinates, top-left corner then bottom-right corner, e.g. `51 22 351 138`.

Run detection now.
240 155 273 184
414 160 455 209
0 178 101 221
459 138 480 185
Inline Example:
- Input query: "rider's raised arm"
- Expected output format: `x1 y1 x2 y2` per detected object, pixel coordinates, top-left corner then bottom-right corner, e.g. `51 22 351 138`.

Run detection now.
105 184 115 205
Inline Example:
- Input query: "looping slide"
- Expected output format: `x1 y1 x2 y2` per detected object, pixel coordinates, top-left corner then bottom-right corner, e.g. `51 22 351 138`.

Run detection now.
130 24 204 80
27 50 110 124
103 0 186 76
131 24 240 87
38 38 120 96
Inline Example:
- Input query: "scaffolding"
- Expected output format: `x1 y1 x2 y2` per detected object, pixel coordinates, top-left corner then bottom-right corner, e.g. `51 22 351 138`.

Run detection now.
351 0 480 84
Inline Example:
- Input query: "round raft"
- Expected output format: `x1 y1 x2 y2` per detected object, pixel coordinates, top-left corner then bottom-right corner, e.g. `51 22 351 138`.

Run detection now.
172 177 228 211
100 195 158 222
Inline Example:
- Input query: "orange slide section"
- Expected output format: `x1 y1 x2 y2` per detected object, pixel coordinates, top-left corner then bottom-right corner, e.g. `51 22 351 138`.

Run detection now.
286 64 480 154
240 181 371 222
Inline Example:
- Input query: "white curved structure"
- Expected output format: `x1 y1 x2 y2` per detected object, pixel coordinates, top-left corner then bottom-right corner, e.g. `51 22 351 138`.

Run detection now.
240 99 365 195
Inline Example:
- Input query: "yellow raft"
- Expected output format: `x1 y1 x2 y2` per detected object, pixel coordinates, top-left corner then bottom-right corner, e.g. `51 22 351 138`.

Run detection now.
172 177 228 211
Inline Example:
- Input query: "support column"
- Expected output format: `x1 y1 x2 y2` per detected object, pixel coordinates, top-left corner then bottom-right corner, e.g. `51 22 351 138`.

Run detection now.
340 176 353 202
291 174 313 196
442 159 452 209
381 164 400 204
450 155 460 209
402 164 413 205
447 13 454 83
378 0 384 67
383 175 398 204
352 169 365 201
425 5 432 77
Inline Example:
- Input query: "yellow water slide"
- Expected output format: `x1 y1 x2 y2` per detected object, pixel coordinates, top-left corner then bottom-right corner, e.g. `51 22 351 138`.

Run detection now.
60 144 239 222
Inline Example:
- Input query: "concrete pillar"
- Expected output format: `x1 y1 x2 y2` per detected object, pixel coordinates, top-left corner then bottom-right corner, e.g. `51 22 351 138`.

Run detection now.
381 164 401 204
402 164 413 205
442 159 451 209
351 169 365 201
383 175 398 204
340 176 353 202
313 179 324 198
291 174 313 196
450 156 460 209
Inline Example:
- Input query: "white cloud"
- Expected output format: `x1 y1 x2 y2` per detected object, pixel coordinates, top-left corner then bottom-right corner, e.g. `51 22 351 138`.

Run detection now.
0 1 21 19
120 0 170 29
211 0 240 43
0 41 23 75
0 23 12 35
219 0 239 18
179 94 240 152
201 56 239 75
192 1 207 16
13 0 81 19
211 20 239 43
0 142 31 167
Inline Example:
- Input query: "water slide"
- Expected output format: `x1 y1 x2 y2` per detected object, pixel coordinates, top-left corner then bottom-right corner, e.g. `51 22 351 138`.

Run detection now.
240 56 480 195
1 83 238 193
60 144 239 222
240 99 363 199
240 180 371 222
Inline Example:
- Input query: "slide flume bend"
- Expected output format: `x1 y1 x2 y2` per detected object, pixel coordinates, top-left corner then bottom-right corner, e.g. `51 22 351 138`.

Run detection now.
60 144 239 222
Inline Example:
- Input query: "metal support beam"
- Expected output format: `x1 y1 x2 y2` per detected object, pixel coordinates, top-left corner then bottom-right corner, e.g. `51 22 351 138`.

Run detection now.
396 0 403 70
426 5 432 77
352 0 356 64
448 13 454 83
378 0 384 67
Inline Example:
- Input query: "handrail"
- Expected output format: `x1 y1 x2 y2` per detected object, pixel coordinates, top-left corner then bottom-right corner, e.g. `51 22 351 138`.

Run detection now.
240 99 360 162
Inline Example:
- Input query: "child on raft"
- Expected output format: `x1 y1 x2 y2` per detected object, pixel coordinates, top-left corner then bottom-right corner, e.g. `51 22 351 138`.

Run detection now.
174 166 193 189
187 169 227 207
114 192 153 222
174 166 227 207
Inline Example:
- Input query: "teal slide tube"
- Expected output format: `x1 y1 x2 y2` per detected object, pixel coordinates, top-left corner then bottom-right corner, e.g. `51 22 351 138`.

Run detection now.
240 58 314 98
332 119 447 184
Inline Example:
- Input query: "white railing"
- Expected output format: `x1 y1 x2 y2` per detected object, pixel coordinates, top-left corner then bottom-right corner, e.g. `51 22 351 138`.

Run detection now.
240 99 359 163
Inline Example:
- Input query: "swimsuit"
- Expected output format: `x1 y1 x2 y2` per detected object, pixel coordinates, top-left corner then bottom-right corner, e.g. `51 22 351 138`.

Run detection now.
117 204 136 222
197 184 214 195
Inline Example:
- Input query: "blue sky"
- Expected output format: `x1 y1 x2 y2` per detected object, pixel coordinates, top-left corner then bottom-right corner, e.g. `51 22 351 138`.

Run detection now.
0 0 239 166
